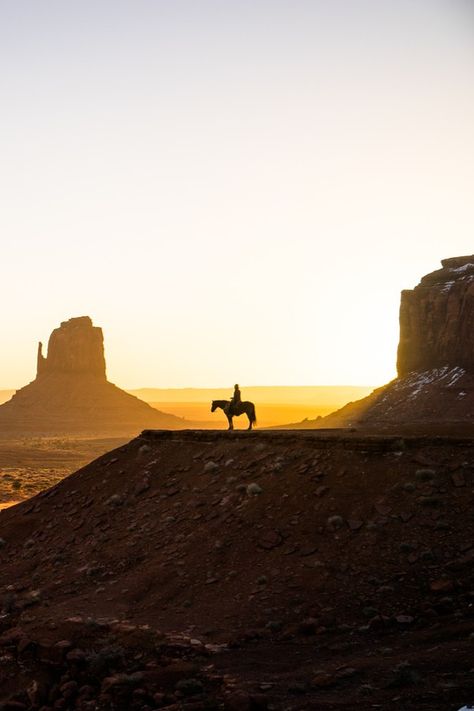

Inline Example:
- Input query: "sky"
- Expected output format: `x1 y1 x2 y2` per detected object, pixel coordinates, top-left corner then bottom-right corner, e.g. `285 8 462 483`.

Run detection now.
1 0 474 389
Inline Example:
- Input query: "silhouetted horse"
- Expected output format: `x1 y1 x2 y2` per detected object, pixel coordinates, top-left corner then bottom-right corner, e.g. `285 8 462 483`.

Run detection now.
211 400 257 430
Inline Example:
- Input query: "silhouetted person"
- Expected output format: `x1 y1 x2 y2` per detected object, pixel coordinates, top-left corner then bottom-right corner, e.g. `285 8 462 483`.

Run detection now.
229 384 241 415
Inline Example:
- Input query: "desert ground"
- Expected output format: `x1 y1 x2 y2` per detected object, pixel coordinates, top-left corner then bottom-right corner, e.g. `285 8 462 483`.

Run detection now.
0 429 472 709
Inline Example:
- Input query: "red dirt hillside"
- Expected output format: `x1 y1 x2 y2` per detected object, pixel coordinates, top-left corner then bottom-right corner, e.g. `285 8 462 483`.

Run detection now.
0 429 473 709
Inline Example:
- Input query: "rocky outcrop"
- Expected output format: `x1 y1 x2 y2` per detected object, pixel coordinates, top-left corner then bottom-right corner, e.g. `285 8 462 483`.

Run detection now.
0 317 187 435
36 316 106 379
283 256 474 430
397 255 474 376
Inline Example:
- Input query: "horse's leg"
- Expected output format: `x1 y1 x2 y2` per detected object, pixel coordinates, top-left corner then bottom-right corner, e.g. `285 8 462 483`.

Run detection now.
247 413 252 431
227 415 234 431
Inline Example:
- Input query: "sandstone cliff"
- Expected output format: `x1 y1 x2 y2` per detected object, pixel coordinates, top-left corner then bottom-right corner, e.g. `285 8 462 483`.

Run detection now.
36 316 106 379
397 255 474 376
283 255 474 430
0 317 186 435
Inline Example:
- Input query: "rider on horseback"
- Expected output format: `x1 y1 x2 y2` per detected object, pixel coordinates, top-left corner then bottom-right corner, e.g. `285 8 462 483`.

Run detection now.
228 384 241 416
211 389 256 430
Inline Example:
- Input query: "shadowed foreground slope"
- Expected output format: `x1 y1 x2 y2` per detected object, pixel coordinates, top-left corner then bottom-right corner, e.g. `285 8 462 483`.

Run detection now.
0 430 473 709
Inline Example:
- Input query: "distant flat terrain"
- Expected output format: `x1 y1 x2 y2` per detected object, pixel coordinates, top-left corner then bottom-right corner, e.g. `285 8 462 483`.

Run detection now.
149 401 336 428
0 389 15 405
0 436 128 507
129 385 375 427
129 385 374 405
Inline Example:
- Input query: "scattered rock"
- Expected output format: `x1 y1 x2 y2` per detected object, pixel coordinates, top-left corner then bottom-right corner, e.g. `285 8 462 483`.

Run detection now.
327 515 344 531
175 678 204 696
298 618 318 635
258 530 282 550
265 620 282 632
106 494 123 507
415 468 436 482
363 606 379 618
134 478 150 496
387 661 421 687
315 485 329 497
430 579 454 594
451 471 466 487
374 502 392 516
299 544 318 556
399 542 416 553
288 681 308 694
311 672 334 687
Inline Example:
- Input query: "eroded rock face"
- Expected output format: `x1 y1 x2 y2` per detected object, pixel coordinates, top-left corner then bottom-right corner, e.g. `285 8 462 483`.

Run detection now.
36 316 106 379
397 255 474 377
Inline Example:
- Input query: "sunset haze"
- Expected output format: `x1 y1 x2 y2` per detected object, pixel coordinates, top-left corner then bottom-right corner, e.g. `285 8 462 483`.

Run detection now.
1 0 474 389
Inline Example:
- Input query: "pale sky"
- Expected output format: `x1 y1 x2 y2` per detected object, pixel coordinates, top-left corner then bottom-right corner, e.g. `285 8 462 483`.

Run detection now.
1 0 474 389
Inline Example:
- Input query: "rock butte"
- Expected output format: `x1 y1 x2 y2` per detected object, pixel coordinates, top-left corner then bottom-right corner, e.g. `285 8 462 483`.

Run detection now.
36 316 106 379
397 255 474 376
0 316 186 435
284 255 474 430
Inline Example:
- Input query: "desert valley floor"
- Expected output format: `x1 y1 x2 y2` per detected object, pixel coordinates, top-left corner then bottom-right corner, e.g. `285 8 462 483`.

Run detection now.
0 437 129 509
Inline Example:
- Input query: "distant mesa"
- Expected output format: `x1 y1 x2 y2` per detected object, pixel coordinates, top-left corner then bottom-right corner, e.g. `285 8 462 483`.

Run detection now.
0 316 186 436
36 316 106 379
287 255 474 430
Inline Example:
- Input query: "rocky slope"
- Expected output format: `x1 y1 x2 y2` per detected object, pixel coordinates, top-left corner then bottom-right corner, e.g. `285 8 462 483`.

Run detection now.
0 430 472 709
0 317 187 436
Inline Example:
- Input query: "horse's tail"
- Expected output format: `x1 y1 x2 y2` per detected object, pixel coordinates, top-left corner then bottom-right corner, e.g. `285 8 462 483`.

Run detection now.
251 404 257 425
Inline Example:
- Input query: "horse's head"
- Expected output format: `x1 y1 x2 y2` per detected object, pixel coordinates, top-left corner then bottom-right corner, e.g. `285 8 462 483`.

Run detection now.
210 400 217 412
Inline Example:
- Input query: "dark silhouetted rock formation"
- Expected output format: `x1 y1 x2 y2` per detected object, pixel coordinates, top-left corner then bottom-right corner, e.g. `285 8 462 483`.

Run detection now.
397 255 474 376
0 317 186 435
282 256 474 430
